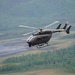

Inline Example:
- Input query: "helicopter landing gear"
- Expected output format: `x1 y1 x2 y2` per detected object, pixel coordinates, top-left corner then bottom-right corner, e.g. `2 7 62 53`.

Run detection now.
45 42 49 46
36 43 49 48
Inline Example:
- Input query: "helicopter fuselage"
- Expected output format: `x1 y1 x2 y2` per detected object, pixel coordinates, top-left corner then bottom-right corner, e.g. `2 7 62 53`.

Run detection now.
19 21 71 48
26 24 71 48
27 30 52 47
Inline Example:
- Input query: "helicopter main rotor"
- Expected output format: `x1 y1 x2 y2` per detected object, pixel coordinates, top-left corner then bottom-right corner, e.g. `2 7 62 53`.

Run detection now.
19 21 60 36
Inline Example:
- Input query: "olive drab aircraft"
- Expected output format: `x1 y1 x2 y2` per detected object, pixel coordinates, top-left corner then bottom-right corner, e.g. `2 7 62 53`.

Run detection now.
19 21 71 48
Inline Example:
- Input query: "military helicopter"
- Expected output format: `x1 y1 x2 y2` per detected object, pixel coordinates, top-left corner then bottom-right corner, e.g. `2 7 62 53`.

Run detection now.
19 21 71 48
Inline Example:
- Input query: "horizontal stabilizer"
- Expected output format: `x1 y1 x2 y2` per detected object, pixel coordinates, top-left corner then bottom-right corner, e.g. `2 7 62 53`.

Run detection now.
56 24 61 29
66 26 71 34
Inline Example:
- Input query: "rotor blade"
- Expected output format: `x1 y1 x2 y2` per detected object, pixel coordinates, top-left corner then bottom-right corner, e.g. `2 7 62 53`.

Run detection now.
19 25 37 29
23 32 33 36
23 30 37 36
43 21 60 29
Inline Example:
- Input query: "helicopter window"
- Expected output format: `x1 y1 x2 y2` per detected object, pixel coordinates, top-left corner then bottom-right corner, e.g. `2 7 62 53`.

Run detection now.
43 37 46 38
37 37 42 40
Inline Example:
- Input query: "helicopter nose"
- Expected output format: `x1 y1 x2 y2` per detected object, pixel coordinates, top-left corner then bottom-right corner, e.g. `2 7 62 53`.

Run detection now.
26 35 34 47
27 35 33 43
27 39 31 43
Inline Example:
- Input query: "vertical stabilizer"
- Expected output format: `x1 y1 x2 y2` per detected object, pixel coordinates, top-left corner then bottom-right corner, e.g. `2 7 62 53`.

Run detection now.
66 26 71 34
56 24 61 29
63 23 67 29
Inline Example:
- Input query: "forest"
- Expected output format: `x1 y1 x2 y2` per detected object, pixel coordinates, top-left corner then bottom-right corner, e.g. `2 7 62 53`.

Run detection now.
0 45 75 73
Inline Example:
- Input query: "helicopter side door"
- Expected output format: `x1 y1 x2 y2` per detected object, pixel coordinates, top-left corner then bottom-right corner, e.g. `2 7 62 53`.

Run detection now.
35 34 52 45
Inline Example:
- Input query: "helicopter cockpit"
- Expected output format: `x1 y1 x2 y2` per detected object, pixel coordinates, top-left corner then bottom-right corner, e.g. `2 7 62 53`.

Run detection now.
32 29 52 36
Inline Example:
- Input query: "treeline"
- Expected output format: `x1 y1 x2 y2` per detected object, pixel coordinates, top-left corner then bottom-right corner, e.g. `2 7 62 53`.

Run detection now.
0 45 75 73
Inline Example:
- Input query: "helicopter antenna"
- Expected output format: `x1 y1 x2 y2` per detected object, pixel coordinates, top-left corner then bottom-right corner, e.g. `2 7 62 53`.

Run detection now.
66 21 69 24
39 29 42 32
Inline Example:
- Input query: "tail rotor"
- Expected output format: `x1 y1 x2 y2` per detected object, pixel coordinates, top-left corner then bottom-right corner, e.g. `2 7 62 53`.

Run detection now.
56 21 71 34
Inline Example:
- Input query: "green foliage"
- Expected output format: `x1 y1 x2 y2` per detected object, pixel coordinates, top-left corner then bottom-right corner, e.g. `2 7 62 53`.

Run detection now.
0 64 19 72
0 45 75 73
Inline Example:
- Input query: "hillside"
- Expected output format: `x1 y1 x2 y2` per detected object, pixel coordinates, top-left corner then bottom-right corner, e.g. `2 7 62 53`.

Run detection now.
0 45 75 74
0 0 75 40
1 69 75 75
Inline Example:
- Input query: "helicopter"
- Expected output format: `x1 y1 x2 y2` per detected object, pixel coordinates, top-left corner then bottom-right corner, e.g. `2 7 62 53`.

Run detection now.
19 21 71 48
